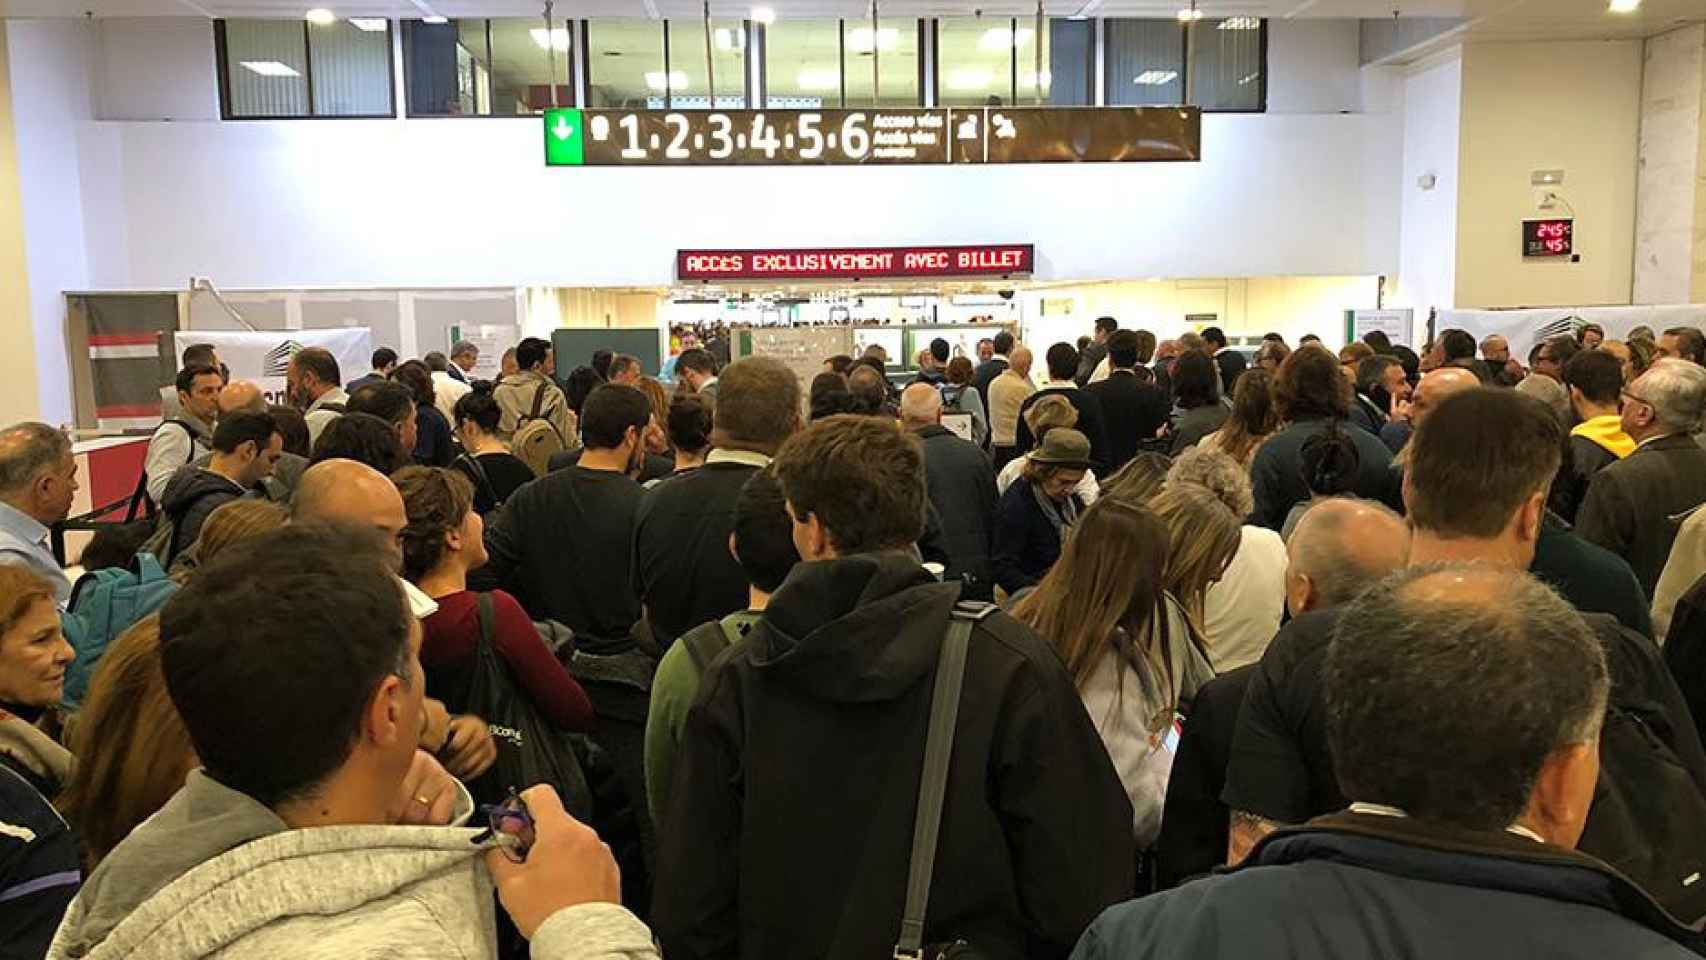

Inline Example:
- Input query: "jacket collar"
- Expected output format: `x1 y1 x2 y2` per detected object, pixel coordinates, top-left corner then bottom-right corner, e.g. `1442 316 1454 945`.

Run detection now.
1248 810 1703 942
706 448 772 468
1633 432 1699 455
913 424 954 441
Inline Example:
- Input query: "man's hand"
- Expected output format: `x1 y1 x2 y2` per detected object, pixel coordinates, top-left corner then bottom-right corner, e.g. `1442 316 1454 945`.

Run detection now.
388 750 460 826
419 698 451 754
485 785 622 939
1389 395 1414 424
442 714 498 780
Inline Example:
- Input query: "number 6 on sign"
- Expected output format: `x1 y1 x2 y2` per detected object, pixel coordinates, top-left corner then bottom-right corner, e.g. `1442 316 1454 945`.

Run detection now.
842 113 869 159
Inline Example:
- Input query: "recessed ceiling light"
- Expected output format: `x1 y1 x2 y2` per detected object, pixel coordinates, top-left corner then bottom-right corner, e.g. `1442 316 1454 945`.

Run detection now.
530 27 571 51
847 26 899 53
1134 69 1178 85
947 68 994 91
796 67 838 90
348 17 387 31
1608 0 1640 10
1176 2 1203 22
978 27 1033 51
1218 16 1260 30
422 15 448 24
751 6 776 25
305 8 336 25
715 27 747 51
645 70 690 91
240 60 301 77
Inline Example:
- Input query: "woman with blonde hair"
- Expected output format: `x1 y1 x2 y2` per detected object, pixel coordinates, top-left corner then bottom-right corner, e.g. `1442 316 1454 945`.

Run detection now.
996 394 1100 503
1143 481 1244 631
1012 497 1214 848
58 615 197 868
1199 368 1277 467
1101 452 1172 504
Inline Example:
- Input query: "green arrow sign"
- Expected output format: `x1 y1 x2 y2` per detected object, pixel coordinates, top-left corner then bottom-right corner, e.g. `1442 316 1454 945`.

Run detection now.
543 108 584 166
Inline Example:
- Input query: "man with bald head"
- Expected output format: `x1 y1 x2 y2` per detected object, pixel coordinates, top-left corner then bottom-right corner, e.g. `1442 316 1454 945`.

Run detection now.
987 345 1036 472
901 382 999 601
1380 365 1479 454
1282 497 1410 617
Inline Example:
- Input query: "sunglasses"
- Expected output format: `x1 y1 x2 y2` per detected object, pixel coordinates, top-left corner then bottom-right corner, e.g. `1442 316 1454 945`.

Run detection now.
471 787 536 863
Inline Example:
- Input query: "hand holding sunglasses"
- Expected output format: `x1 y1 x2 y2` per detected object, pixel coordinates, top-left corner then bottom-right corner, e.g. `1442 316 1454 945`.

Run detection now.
476 784 623 939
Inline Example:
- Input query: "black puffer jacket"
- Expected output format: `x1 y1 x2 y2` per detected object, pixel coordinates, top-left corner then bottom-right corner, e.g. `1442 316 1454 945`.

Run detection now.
915 425 999 601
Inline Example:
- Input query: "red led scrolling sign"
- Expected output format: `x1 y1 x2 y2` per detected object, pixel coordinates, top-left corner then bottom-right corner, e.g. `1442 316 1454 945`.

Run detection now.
678 245 1035 282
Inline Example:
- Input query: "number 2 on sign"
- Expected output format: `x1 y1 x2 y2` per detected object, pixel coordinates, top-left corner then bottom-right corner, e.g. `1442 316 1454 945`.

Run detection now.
665 114 691 159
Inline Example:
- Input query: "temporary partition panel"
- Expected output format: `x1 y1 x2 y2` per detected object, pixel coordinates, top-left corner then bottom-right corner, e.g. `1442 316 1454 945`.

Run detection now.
551 329 663 381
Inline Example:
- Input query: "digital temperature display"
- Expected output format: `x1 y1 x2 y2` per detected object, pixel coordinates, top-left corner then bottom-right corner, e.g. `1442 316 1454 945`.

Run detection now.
1523 219 1574 258
542 107 1200 167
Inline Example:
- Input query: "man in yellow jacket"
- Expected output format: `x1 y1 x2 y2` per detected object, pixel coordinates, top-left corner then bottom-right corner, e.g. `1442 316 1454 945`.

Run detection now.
1559 351 1635 522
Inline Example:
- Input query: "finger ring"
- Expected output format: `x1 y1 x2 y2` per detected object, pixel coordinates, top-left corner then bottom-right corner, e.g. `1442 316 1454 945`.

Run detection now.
416 795 432 806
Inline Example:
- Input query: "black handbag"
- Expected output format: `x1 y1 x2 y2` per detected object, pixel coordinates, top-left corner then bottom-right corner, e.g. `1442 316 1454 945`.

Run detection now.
468 592 594 819
894 602 996 960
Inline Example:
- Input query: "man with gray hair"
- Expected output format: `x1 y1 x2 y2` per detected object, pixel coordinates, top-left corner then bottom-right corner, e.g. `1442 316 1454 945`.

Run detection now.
0 423 77 607
1080 566 1706 959
1282 496 1410 618
448 340 479 383
901 382 998 601
1577 358 1706 598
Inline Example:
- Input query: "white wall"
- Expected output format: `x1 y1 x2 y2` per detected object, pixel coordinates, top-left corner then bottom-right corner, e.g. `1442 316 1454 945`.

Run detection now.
1454 40 1642 309
93 17 219 121
0 23 43 426
1392 49 1461 318
1267 19 1362 114
1633 25 1705 305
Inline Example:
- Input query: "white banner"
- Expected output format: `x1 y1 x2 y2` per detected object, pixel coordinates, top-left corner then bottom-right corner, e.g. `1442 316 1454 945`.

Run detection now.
1439 304 1706 363
176 329 373 408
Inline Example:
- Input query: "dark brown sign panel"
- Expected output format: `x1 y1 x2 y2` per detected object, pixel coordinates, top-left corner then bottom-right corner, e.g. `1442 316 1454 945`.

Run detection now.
550 107 1200 167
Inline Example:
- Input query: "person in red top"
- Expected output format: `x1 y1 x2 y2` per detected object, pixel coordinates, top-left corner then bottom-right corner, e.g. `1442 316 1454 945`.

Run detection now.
394 466 595 746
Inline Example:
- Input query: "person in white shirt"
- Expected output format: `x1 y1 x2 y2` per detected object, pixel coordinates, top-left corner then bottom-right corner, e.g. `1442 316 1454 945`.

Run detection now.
0 423 78 608
425 351 472 423
143 364 222 506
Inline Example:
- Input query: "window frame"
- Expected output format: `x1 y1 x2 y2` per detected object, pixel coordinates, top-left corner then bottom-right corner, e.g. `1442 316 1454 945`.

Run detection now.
215 18 398 121
1101 15 1267 114
400 18 580 118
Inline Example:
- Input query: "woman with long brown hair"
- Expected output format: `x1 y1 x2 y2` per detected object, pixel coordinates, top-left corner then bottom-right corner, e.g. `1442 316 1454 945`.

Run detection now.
58 615 197 868
1199 368 1277 466
1012 497 1215 849
1147 482 1245 630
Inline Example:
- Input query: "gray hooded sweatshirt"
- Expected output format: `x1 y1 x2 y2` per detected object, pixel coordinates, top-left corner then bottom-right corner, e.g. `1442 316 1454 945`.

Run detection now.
48 770 657 960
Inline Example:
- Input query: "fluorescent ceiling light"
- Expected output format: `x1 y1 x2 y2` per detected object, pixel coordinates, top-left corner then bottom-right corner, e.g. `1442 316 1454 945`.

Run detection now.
348 17 387 31
847 26 899 53
1608 0 1640 10
1218 16 1260 30
1236 72 1258 85
751 6 776 24
1176 5 1203 22
947 68 994 91
645 70 690 91
530 27 571 51
1134 69 1178 85
715 27 747 51
978 26 1033 52
422 15 448 24
240 60 301 77
305 7 336 25
796 68 839 90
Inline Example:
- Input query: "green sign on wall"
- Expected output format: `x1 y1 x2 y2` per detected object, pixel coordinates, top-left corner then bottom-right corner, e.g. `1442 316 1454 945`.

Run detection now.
543 108 584 166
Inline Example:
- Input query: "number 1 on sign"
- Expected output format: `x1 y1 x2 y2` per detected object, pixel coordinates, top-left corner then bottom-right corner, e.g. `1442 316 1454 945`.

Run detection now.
750 114 781 158
618 114 647 159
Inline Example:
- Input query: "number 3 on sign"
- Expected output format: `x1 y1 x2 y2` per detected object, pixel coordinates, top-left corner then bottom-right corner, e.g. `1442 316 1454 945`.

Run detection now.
708 114 734 159
750 114 781 158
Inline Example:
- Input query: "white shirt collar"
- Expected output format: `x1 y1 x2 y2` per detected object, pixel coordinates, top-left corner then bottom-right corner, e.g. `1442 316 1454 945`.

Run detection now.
400 578 439 619
706 448 772 468
1347 802 1545 844
1040 379 1076 390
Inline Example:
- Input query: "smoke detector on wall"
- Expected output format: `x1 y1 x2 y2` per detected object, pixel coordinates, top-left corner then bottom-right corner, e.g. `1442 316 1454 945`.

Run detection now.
1417 173 1437 191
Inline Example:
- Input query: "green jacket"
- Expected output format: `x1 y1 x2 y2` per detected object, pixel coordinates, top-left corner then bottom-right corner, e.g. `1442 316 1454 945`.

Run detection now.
644 611 761 826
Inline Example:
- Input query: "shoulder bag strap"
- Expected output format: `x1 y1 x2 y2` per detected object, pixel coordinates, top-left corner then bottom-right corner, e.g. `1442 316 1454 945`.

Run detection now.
529 382 549 421
895 601 992 958
477 591 495 648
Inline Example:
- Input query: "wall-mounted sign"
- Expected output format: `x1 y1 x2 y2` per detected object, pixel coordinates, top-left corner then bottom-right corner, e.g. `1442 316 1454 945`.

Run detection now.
544 107 1199 167
678 245 1034 282
1523 218 1574 258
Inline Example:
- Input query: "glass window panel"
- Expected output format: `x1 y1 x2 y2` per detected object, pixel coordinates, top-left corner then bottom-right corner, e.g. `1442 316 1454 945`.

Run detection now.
307 20 392 116
486 19 575 114
587 20 665 109
403 20 482 115
223 20 309 117
1104 19 1183 106
842 19 920 106
1044 18 1091 106
765 19 841 107
665 20 747 108
1189 17 1264 111
937 17 1015 107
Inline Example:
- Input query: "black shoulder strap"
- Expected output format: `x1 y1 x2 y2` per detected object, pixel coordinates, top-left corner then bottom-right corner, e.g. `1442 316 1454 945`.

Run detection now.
319 402 347 414
895 601 989 957
528 382 549 420
680 623 729 674
477 591 495 648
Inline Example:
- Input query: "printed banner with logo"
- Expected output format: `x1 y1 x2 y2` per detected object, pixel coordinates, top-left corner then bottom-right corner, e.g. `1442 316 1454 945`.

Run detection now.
174 329 372 409
1439 305 1706 364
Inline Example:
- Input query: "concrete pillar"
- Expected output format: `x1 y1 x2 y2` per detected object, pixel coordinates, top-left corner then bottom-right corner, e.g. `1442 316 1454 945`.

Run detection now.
0 23 44 426
1633 24 1706 305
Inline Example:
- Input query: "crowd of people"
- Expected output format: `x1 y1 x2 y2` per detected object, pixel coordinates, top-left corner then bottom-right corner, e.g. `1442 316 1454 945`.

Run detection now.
1 316 1705 958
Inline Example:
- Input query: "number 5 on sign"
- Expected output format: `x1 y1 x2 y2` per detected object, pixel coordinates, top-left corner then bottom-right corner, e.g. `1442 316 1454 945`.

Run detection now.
543 108 585 166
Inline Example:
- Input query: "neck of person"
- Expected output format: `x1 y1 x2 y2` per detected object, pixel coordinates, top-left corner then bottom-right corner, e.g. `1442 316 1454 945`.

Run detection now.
466 431 507 456
1111 365 1136 375
0 699 45 724
416 557 468 600
673 447 707 471
1577 402 1618 422
1629 423 1673 445
273 765 393 830
0 494 47 528
748 586 772 613
1407 529 1529 570
207 453 247 487
579 444 633 474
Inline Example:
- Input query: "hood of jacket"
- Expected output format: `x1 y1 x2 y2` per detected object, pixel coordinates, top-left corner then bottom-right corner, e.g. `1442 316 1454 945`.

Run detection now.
54 770 483 960
1570 415 1637 459
0 712 71 791
749 551 961 704
159 468 242 519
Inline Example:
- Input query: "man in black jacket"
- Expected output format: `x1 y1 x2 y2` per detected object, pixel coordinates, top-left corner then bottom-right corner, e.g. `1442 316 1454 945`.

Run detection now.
1013 343 1111 469
972 330 1014 401
656 415 1133 960
1576 358 1706 598
1080 565 1706 960
1073 316 1116 387
1224 387 1706 921
1202 326 1247 397
901 383 999 601
1085 330 1168 473
633 357 801 647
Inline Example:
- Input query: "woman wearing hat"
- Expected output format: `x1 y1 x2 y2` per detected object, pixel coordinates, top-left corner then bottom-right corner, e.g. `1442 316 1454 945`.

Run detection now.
992 427 1093 597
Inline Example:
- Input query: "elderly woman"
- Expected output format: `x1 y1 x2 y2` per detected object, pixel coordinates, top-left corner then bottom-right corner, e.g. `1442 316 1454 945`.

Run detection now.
992 428 1094 596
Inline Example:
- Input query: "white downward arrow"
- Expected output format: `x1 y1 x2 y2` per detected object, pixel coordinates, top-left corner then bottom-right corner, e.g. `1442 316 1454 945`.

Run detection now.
553 116 574 141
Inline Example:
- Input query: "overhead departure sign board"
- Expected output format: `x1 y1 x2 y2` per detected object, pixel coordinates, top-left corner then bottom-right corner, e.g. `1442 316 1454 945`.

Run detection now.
543 107 1198 167
678 245 1035 282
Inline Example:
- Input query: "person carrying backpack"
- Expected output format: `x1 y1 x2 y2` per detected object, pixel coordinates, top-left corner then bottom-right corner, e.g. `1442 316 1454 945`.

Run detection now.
494 338 579 476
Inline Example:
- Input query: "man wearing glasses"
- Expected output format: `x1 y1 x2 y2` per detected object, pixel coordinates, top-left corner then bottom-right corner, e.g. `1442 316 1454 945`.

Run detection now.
1577 358 1706 599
